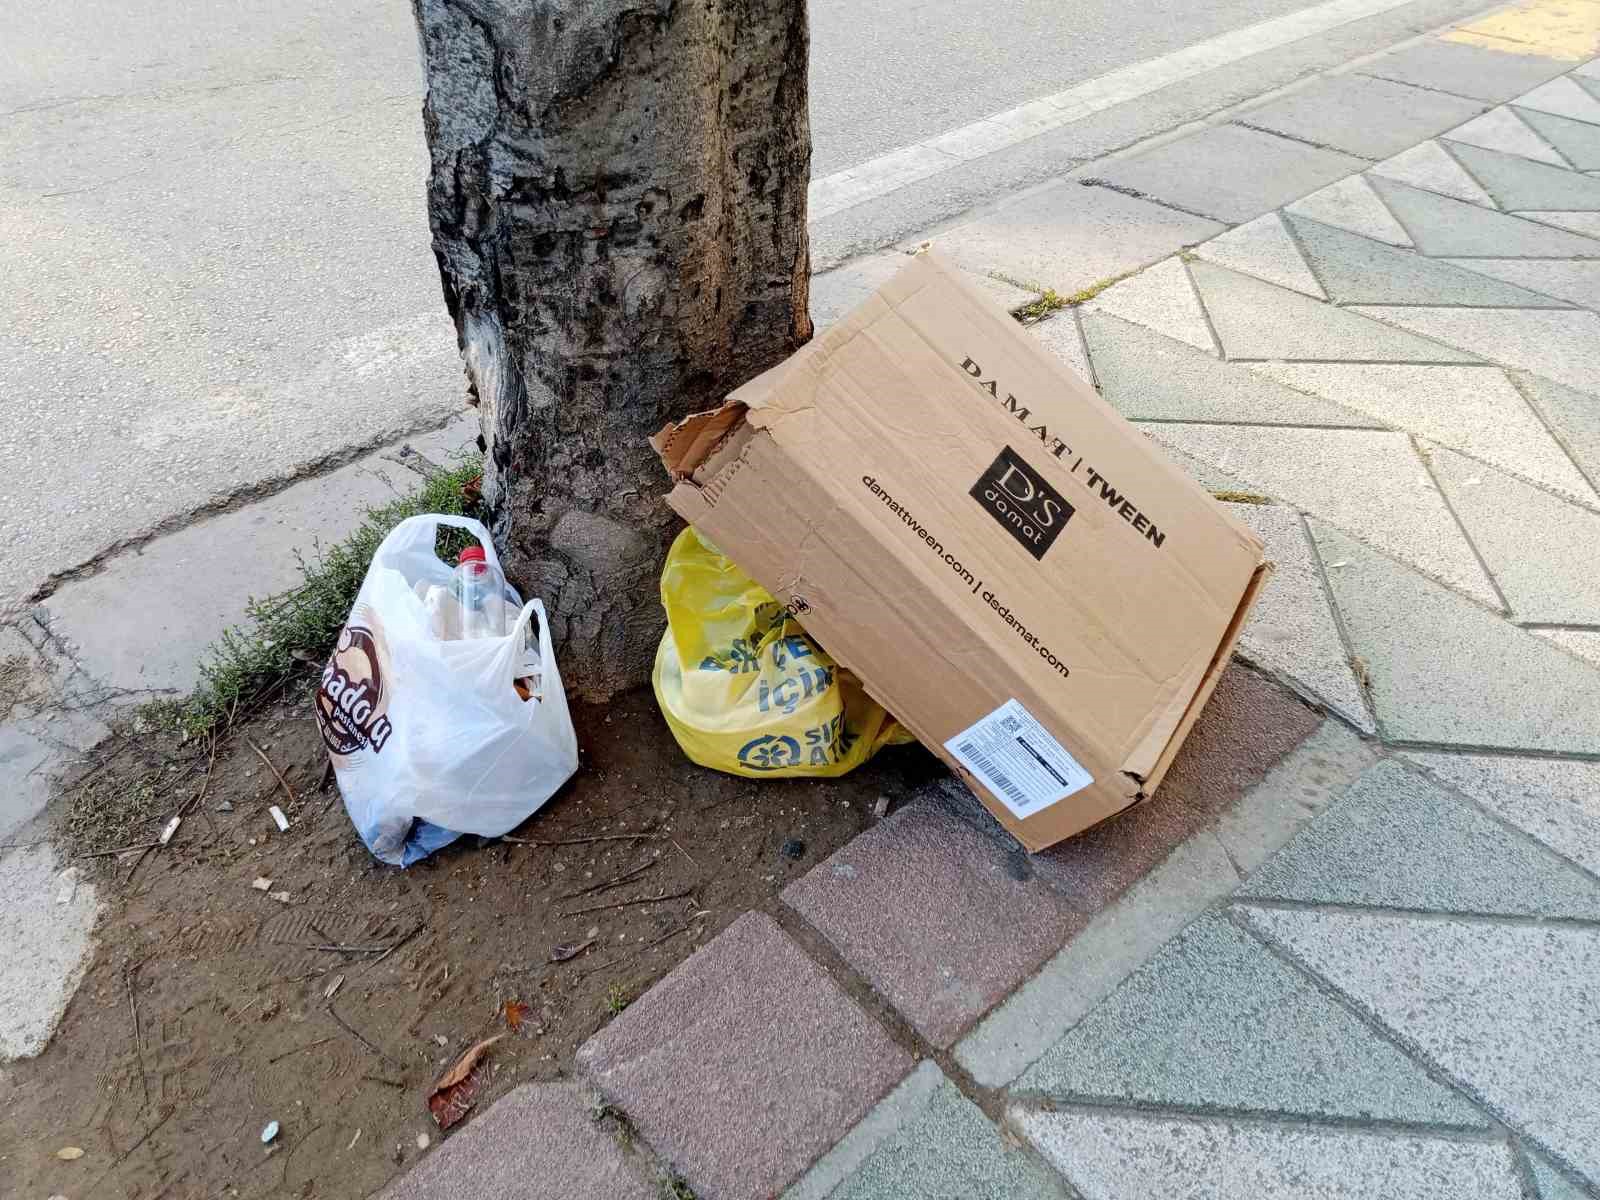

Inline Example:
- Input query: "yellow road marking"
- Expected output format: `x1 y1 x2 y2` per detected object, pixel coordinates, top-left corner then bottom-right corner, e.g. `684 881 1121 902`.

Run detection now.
1444 0 1600 61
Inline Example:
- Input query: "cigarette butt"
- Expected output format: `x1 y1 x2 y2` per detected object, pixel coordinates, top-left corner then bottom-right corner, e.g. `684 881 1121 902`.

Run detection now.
158 816 182 845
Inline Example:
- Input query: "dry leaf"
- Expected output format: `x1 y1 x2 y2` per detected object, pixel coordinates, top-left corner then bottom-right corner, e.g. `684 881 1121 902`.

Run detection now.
56 1147 84 1161
503 1000 530 1032
549 938 595 963
427 1034 503 1131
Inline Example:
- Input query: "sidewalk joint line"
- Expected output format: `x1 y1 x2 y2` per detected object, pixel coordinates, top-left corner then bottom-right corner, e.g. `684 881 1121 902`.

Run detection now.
1178 254 1229 359
1297 509 1387 734
1385 737 1600 762
1005 1090 1513 1141
1227 907 1519 1135
1353 69 1498 105
1230 895 1600 932
1075 177 1228 223
1412 433 1515 615
1231 120 1381 162
1504 369 1600 500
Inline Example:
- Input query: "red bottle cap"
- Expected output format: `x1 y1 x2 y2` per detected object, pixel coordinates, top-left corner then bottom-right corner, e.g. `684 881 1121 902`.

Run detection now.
458 545 487 565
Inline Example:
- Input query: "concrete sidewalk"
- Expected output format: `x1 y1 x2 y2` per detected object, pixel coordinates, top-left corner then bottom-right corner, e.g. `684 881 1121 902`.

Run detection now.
388 14 1600 1200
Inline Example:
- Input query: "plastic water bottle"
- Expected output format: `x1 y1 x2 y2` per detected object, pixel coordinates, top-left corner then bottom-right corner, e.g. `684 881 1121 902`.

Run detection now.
455 545 507 639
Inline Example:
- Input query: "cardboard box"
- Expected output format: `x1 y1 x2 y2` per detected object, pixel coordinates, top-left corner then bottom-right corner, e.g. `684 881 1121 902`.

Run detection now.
652 252 1269 851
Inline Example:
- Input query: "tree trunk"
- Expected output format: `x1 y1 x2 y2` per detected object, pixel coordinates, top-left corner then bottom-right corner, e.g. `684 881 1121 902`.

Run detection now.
410 0 812 701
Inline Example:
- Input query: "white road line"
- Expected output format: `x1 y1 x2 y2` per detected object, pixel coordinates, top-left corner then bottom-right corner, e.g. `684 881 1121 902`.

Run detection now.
809 0 1423 220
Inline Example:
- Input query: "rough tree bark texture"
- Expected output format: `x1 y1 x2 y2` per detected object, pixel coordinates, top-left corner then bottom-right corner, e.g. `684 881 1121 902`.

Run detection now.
412 0 812 700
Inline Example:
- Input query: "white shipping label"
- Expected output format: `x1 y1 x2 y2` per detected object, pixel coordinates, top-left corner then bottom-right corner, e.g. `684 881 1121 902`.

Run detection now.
945 699 1093 820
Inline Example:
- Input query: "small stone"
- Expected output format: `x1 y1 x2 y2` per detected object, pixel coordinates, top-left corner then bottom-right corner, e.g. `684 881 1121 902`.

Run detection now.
217 800 234 813
260 1121 279 1144
268 891 291 904
415 1132 430 1151
434 1034 449 1047
251 877 273 891
54 867 80 906
779 838 806 860
55 1146 84 1161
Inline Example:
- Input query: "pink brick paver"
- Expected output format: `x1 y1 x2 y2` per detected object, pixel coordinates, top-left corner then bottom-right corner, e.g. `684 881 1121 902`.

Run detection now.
376 1082 655 1200
783 801 1082 1047
576 911 913 1200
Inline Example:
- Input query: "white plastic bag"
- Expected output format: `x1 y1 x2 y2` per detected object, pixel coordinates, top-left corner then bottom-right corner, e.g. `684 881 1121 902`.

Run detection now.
316 514 579 866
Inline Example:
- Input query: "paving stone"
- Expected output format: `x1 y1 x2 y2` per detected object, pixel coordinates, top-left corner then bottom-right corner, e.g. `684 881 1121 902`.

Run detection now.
1518 105 1600 170
1016 1108 1522 1200
782 802 1079 1048
968 271 1042 312
807 1072 1066 1200
1082 257 1214 352
1153 424 1499 603
1371 140 1496 206
576 912 913 1200
1523 208 1600 236
1403 750 1600 876
1310 521 1600 751
1022 663 1324 907
1518 371 1600 486
1361 38 1573 103
918 179 1224 298
1213 720 1381 875
1193 212 1325 298
954 831 1242 1090
1446 256 1600 309
1016 915 1487 1124
1431 446 1600 622
40 415 475 696
1189 260 1479 362
1239 759 1600 916
376 1083 655 1200
1253 363 1597 501
784 1063 947 1200
1517 76 1600 126
1352 306 1600 397
1087 125 1368 224
1447 140 1600 210
0 844 100 1060
810 252 912 330
1082 315 1374 427
1286 213 1569 305
1370 175 1600 255
1286 174 1413 246
1536 627 1600 668
1238 74 1485 160
1029 310 1091 384
1442 106 1569 167
1225 503 1372 730
1242 907 1600 1185
1528 1148 1594 1200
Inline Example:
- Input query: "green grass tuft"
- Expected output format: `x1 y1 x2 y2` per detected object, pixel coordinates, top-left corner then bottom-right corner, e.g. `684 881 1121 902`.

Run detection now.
155 455 484 741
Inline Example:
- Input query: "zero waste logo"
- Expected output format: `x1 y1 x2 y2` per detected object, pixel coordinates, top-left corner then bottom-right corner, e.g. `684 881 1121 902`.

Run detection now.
736 734 804 770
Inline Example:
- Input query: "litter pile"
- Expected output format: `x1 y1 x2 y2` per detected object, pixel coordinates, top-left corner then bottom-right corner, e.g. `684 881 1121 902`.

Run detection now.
324 252 1268 865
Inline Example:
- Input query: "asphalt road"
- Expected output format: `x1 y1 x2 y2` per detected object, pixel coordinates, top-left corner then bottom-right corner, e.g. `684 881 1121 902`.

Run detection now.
0 0 1479 610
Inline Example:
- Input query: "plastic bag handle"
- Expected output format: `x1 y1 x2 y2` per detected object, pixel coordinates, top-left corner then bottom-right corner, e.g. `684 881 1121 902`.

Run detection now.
374 513 504 577
505 599 555 686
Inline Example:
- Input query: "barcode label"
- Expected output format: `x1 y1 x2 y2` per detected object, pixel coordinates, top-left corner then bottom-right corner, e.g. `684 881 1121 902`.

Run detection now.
945 699 1093 820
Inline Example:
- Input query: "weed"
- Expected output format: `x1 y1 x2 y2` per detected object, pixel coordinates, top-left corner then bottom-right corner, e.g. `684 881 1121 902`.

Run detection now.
148 454 484 741
605 983 631 1016
661 1177 698 1199
991 266 1140 325
1211 489 1274 505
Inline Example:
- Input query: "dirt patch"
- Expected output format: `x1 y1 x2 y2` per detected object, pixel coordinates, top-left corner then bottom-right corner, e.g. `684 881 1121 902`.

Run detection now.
0 674 939 1199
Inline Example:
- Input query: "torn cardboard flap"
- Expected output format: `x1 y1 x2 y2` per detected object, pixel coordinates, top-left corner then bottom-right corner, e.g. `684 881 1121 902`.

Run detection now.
653 251 1269 852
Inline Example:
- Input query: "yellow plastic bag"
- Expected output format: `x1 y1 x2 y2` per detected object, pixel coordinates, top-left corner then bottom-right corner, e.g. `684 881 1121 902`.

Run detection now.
652 526 910 777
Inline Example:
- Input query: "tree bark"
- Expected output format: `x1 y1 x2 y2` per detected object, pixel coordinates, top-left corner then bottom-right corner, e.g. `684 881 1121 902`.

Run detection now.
412 0 812 701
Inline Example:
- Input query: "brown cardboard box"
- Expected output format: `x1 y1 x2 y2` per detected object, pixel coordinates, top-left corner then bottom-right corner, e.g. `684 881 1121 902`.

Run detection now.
652 252 1269 852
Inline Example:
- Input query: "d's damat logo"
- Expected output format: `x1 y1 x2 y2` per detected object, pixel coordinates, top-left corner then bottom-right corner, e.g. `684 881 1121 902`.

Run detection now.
316 616 395 759
737 734 803 771
971 445 1073 560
